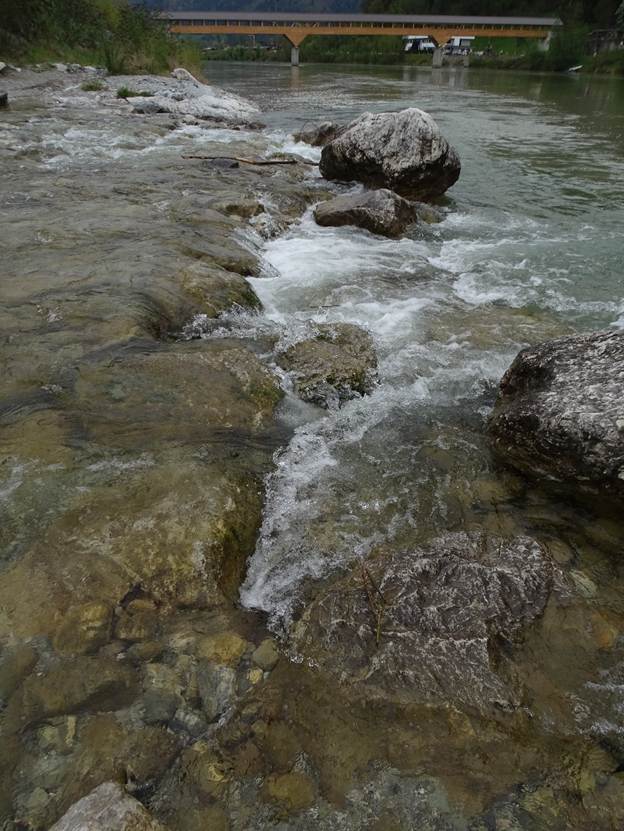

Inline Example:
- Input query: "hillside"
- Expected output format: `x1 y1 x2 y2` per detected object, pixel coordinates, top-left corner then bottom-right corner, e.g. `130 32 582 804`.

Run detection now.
362 0 620 27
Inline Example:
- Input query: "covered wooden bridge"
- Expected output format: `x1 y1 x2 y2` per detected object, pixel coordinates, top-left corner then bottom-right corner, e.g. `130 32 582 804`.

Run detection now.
161 11 562 65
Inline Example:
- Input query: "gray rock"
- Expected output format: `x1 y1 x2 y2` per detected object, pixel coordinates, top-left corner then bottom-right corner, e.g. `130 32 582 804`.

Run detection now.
413 201 445 224
0 62 6 74
131 98 164 115
292 532 553 713
204 157 240 170
294 121 345 147
49 781 166 830
276 323 378 408
314 189 419 238
488 330 624 502
197 662 236 722
320 108 461 200
107 72 260 125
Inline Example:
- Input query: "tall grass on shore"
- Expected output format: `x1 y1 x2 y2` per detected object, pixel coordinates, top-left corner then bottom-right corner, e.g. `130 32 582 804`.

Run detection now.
0 0 203 75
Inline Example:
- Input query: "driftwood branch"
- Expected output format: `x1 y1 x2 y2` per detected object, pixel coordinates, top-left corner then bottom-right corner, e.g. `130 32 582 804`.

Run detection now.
361 564 387 647
182 154 318 167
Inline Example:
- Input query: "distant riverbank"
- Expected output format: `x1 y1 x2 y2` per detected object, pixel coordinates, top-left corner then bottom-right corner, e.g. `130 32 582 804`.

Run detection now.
202 36 624 78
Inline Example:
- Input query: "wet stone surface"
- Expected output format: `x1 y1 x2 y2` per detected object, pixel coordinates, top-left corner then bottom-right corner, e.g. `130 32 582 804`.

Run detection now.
2 62 624 831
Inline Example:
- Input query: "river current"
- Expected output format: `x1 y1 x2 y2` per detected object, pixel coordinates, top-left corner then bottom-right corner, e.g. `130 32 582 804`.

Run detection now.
199 64 624 627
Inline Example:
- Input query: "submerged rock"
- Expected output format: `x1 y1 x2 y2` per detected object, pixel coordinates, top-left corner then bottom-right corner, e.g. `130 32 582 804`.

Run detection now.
319 108 461 200
276 323 378 408
488 330 624 503
293 121 345 147
49 781 165 831
197 662 236 722
292 532 553 712
313 189 419 238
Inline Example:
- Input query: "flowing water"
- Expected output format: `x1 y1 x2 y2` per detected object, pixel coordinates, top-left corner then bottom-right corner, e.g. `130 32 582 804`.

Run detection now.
196 64 624 626
3 62 624 828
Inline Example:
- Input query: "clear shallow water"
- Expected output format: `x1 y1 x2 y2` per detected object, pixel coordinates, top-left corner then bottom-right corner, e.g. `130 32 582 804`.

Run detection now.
193 63 624 625
3 62 624 828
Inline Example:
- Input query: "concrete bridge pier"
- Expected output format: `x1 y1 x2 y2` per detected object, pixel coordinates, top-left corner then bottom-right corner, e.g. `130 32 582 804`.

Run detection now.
538 30 553 51
432 47 444 68
286 34 305 66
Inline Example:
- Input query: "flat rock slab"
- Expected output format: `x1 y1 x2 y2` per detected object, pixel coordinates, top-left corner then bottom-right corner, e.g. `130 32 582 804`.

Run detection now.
320 108 461 200
50 782 166 830
488 330 624 502
292 532 553 713
109 69 260 126
314 189 419 238
276 323 378 408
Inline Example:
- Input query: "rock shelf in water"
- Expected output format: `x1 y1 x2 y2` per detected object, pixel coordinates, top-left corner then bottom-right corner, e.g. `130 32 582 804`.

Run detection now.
314 189 420 238
276 322 378 408
292 532 555 713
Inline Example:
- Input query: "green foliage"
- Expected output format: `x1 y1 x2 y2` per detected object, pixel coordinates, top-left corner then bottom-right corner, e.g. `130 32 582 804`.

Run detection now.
116 85 153 98
81 79 105 91
0 0 204 76
585 46 624 73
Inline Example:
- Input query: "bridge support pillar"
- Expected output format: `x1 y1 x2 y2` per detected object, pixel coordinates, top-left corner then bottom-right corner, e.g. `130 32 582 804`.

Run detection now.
432 47 444 68
538 31 553 51
290 46 300 66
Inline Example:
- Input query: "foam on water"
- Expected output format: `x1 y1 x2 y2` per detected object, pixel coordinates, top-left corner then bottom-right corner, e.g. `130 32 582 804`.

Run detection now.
239 196 541 625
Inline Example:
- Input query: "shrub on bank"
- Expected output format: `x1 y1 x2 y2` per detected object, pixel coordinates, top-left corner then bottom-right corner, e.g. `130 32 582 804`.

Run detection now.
0 0 203 76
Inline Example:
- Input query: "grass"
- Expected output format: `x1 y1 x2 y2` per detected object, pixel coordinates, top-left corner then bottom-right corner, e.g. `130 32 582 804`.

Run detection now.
116 86 153 99
81 79 104 92
1 0 205 78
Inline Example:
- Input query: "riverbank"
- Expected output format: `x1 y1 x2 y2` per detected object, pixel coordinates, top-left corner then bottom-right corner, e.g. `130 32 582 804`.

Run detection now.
3 61 624 831
201 44 624 77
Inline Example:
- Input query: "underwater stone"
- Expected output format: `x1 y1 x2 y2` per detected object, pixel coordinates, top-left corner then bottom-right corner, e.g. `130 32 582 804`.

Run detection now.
292 532 553 713
49 781 166 831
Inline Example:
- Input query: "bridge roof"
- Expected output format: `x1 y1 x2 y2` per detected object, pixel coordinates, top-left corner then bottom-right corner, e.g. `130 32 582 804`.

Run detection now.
161 12 561 27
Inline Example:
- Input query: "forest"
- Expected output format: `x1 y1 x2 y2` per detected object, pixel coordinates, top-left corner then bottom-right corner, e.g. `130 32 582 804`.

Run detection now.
363 0 622 29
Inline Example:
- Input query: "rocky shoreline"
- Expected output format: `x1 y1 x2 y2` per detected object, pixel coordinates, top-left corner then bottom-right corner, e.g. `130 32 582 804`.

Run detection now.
2 63 624 831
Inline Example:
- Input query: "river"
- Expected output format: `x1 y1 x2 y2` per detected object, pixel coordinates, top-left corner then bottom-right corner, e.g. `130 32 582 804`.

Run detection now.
2 61 624 829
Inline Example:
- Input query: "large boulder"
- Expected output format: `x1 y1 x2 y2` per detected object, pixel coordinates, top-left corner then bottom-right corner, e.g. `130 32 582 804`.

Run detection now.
49 782 166 831
292 532 554 713
276 323 378 408
319 108 461 200
313 189 419 238
488 330 624 502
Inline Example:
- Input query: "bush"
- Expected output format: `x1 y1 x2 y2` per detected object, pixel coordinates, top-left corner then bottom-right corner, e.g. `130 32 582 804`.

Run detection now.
81 79 104 92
